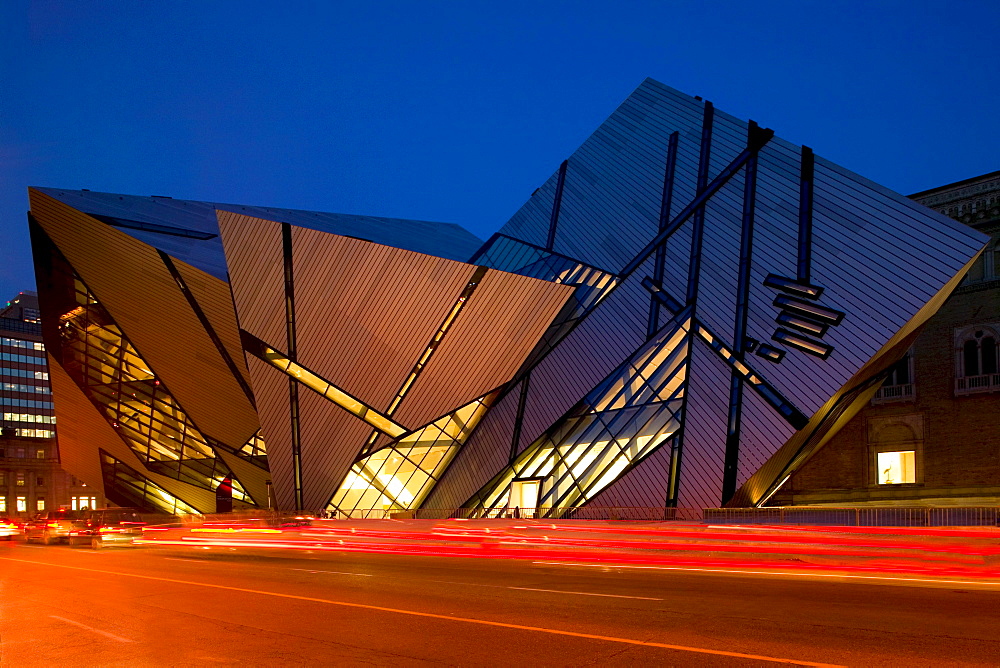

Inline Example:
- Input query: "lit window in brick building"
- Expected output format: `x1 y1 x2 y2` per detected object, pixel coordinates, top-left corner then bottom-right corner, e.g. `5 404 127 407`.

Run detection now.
877 451 916 485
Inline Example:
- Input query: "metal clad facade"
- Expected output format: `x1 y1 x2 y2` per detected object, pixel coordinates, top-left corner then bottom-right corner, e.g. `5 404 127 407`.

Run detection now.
515 267 652 456
245 356 296 510
297 388 373 511
174 261 255 396
290 225 475 413
480 78 986 510
30 77 989 514
395 268 573 430
674 341 731 510
46 354 216 513
216 211 287 351
29 191 260 449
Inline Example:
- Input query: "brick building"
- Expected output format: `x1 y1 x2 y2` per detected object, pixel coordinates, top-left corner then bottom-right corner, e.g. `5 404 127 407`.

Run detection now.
1 292 101 516
771 171 1000 506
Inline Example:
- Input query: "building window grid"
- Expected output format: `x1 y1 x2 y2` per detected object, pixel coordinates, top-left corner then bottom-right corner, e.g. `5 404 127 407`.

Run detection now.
0 368 49 381
1 382 51 394
0 351 47 366
0 398 55 409
0 337 45 352
2 413 56 424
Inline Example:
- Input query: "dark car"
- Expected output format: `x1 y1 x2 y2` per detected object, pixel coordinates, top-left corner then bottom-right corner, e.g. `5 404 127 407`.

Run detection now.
24 509 82 544
69 508 145 548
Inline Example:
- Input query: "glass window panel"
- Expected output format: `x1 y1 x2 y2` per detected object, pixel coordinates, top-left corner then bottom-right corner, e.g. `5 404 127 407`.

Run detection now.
963 340 980 376
877 451 916 485
982 338 997 375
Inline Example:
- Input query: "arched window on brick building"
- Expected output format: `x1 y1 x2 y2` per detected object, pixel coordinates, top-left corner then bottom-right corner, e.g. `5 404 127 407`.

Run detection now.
955 326 1000 395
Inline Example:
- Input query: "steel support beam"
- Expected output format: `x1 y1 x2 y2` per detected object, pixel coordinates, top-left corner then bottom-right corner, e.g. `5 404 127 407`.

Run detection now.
721 121 761 505
546 160 569 251
281 222 304 511
647 131 679 338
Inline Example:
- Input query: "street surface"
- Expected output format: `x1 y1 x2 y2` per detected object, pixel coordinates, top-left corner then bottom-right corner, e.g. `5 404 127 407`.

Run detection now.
2 538 999 666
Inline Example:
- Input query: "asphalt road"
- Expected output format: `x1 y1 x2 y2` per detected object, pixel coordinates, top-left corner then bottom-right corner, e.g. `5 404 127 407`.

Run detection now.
2 539 999 667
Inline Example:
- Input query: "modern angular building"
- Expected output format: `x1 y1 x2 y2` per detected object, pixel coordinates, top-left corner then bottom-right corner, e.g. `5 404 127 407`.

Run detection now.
28 79 988 516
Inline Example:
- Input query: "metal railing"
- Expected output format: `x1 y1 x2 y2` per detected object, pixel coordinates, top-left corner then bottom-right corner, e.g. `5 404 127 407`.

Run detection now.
871 382 914 404
146 505 1000 528
704 506 1000 527
955 373 1000 395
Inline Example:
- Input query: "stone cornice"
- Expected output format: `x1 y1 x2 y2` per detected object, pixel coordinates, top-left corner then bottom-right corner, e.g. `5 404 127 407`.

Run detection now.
913 175 1000 207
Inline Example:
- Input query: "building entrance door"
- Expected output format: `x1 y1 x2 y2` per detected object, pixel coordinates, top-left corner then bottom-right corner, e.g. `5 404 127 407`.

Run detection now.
509 479 539 518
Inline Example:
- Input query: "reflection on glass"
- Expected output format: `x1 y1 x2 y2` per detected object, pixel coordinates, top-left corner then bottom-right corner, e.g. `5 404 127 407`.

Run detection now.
467 315 691 517
100 450 201 514
239 430 268 467
476 236 619 369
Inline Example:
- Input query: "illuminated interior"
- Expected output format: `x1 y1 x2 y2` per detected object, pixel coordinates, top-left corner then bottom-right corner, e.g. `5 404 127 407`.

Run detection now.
253 343 407 438
238 429 267 468
467 315 690 517
52 265 252 504
100 450 201 514
328 392 498 517
877 450 916 485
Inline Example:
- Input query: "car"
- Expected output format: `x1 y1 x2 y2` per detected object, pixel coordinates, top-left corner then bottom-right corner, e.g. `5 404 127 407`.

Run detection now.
0 516 22 540
69 508 145 548
23 509 82 544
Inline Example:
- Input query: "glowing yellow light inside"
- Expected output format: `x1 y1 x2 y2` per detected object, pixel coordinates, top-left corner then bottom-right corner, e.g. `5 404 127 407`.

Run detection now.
260 346 406 438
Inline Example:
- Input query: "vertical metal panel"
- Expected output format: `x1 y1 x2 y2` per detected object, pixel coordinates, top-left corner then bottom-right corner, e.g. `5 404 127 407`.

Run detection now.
46 352 117 490
734 384 797 490
29 191 260 448
173 260 255 403
297 388 373 511
675 340 731 510
245 356 296 510
216 211 288 353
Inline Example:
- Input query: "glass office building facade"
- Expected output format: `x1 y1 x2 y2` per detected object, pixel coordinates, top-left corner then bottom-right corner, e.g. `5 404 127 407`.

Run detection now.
29 79 987 516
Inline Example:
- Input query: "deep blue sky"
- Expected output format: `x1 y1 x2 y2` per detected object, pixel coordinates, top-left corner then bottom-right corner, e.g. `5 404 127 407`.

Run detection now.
2 1 998 300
